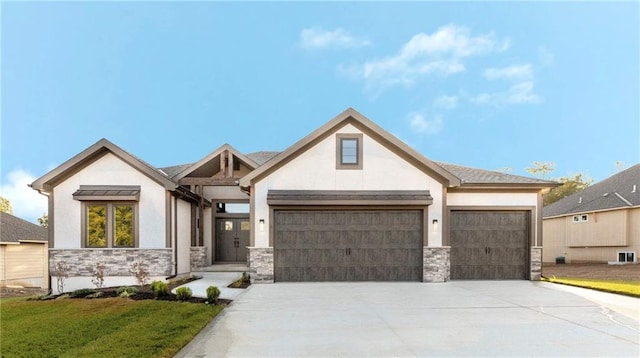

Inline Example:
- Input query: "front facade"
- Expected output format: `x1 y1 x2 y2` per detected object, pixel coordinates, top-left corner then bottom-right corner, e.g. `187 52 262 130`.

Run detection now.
543 164 640 264
33 108 555 290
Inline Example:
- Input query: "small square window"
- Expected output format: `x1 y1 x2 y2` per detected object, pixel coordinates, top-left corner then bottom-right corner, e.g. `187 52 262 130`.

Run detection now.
581 214 589 222
572 215 580 223
336 133 363 170
618 251 636 263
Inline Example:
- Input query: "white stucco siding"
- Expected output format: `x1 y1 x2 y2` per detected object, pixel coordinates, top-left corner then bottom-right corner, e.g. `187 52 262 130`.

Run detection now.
252 124 444 247
447 192 538 207
176 199 191 275
53 153 167 249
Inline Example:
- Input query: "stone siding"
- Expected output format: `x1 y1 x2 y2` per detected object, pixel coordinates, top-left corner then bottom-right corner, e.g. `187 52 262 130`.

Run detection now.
248 247 274 283
530 246 542 280
49 249 172 277
423 246 450 283
190 247 207 270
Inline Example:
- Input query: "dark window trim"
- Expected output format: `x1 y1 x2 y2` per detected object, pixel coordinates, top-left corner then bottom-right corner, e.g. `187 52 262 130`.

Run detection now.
336 133 363 170
81 201 139 248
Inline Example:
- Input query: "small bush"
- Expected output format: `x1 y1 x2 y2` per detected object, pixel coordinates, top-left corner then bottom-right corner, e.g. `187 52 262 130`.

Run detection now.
70 288 97 298
175 287 192 301
150 280 169 297
91 262 106 288
206 286 220 303
129 261 150 286
55 294 70 300
86 292 103 299
116 286 138 298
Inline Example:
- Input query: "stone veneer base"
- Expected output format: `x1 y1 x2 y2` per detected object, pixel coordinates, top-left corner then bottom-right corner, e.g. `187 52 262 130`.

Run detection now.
530 246 542 281
49 249 172 277
190 247 207 270
423 246 450 283
248 247 274 283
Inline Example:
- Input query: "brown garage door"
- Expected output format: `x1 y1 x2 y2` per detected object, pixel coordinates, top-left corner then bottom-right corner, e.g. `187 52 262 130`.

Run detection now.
274 210 423 282
450 211 530 280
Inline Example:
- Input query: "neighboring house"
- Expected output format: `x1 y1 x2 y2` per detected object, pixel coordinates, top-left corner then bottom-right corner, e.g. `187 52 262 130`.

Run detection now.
543 164 640 264
0 212 49 289
32 108 556 290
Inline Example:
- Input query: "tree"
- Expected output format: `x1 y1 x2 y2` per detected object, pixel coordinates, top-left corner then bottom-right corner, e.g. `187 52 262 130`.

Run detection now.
525 161 555 179
543 173 593 206
0 196 13 214
38 213 49 228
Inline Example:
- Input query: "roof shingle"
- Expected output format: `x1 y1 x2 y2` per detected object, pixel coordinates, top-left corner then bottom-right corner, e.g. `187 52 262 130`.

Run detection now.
0 212 47 243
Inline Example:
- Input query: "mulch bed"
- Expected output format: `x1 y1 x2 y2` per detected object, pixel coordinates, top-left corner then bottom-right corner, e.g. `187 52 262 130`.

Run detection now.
542 263 640 282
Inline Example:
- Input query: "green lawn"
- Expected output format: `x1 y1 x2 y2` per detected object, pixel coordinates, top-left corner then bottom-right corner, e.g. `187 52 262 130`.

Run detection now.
1 297 223 358
542 277 640 298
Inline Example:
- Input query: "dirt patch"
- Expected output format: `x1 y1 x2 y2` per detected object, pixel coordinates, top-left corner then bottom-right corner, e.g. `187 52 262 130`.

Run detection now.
543 263 640 281
0 287 48 298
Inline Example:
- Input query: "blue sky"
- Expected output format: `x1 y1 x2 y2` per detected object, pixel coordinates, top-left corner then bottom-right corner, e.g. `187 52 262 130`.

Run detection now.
2 1 639 223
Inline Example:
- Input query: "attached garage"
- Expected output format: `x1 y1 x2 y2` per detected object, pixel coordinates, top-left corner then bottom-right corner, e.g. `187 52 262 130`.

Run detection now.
449 210 530 280
268 190 431 282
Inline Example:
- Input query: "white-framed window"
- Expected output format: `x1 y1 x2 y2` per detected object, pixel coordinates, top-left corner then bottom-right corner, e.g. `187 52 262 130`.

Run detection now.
617 251 636 263
572 214 589 223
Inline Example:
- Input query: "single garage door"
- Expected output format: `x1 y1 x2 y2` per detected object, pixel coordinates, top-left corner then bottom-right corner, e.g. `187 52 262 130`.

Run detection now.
450 211 530 280
274 210 423 282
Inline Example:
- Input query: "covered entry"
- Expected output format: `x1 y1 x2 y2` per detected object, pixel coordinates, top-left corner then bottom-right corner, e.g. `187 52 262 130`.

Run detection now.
268 190 432 282
449 210 530 280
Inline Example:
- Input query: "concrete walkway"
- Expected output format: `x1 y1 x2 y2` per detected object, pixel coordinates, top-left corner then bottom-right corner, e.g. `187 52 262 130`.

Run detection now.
176 281 640 357
172 272 245 300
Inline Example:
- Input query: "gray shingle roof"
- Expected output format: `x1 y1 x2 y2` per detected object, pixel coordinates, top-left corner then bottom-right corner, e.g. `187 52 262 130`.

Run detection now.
543 163 640 218
246 151 280 166
158 163 193 179
0 212 47 243
436 162 558 186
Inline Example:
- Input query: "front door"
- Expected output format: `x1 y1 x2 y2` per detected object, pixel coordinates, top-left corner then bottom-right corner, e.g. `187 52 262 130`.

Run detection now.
216 218 250 262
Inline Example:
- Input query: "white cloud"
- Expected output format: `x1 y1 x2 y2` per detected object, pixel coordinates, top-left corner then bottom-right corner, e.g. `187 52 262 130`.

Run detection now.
471 81 540 105
483 64 533 80
408 112 443 135
299 27 371 51
0 169 47 223
433 95 459 109
349 24 509 93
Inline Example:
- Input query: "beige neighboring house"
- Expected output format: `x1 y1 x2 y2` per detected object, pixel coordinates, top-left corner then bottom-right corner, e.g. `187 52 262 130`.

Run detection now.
32 108 557 291
543 164 640 264
0 212 49 289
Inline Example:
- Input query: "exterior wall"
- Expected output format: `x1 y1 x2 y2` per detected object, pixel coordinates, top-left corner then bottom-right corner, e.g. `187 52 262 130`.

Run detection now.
423 247 450 282
176 199 191 275
0 242 49 289
190 247 207 269
53 153 167 249
530 247 542 280
203 185 248 201
252 123 445 248
203 207 213 264
248 247 274 283
543 207 640 263
49 248 171 292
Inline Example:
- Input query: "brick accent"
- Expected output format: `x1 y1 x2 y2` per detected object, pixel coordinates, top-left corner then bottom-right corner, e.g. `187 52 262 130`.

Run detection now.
423 246 450 283
248 247 274 283
530 246 542 281
49 249 172 277
190 247 207 270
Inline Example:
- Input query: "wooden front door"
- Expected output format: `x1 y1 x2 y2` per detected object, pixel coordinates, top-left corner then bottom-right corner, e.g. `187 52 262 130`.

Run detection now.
216 218 250 262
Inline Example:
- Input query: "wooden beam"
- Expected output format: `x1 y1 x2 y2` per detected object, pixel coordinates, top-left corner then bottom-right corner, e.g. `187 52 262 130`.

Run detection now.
178 177 238 185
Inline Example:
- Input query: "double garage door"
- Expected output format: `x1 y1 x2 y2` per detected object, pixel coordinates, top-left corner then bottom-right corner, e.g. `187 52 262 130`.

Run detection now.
274 210 423 282
450 211 530 280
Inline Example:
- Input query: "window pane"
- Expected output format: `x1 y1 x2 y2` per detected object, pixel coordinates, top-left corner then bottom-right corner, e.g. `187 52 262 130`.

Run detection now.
87 205 107 247
341 138 358 164
618 252 626 262
114 205 134 247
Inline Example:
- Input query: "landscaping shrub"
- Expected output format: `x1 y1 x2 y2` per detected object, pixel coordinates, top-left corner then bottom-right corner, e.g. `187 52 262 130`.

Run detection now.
175 287 192 301
116 286 138 298
206 286 220 303
53 261 69 294
86 292 103 299
129 261 150 286
91 262 106 288
70 288 97 298
150 280 169 297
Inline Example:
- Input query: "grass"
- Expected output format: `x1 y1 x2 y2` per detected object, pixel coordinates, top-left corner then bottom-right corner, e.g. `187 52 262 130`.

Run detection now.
0 297 224 358
542 276 640 298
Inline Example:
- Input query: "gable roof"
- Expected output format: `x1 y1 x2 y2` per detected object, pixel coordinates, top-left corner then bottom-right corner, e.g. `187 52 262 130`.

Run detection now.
543 163 640 218
239 108 462 188
246 151 280 166
31 138 178 193
0 212 47 243
171 144 259 181
437 162 558 188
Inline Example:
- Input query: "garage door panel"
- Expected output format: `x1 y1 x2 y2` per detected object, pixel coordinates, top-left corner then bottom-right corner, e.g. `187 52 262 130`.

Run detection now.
450 211 529 280
275 210 423 282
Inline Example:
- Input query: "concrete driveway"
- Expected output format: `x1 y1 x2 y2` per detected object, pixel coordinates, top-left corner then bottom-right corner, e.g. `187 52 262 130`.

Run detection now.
176 281 640 357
